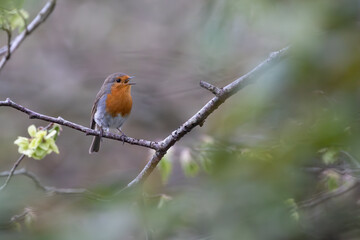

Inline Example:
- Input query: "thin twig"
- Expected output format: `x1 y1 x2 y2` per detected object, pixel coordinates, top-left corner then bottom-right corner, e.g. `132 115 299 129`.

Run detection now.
0 47 290 190
199 81 222 96
10 207 32 223
341 150 360 168
0 154 25 191
298 178 358 208
0 168 102 199
0 207 33 230
0 98 159 150
1 26 11 60
0 0 57 71
222 46 290 96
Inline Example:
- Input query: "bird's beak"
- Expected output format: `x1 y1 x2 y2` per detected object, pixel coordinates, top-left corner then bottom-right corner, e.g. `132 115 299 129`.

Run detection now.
127 76 136 85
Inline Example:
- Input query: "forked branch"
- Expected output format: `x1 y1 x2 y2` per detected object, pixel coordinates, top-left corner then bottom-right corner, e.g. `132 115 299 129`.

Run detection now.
0 0 57 71
0 46 290 191
125 46 290 188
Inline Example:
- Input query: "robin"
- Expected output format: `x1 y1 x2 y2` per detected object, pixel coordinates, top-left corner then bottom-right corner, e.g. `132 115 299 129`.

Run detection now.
89 72 135 154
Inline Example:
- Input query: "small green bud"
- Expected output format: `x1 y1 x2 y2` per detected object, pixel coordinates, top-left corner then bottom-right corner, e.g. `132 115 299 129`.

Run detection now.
14 137 29 148
157 148 173 184
27 125 36 137
285 198 299 221
157 194 172 209
14 124 61 160
47 138 59 154
180 148 199 177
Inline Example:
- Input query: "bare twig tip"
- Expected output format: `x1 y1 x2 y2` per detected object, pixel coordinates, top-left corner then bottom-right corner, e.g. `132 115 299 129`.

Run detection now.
200 81 221 96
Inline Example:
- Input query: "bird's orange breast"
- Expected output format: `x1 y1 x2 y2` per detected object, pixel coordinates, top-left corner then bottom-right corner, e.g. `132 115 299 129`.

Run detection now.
105 85 132 117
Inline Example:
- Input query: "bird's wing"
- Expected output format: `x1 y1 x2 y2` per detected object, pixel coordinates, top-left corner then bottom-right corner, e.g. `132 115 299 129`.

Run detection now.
90 84 109 129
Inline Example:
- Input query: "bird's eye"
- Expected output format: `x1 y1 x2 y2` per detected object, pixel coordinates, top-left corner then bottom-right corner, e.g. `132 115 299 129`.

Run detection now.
116 78 121 83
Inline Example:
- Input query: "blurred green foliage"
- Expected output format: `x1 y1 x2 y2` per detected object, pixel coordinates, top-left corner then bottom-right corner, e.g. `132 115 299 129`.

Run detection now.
0 0 28 33
158 150 173 184
14 125 60 160
1 0 360 239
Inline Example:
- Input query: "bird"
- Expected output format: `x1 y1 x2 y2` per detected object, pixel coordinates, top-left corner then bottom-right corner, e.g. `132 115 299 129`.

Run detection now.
89 72 135 154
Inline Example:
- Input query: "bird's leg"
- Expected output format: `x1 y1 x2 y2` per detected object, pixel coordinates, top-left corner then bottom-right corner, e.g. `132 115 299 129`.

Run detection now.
101 128 111 142
99 127 104 142
117 128 127 145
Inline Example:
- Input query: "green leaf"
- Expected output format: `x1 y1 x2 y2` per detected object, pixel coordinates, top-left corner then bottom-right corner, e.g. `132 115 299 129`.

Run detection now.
320 148 338 165
158 150 173 184
45 129 57 139
47 138 59 154
9 13 22 29
0 8 28 33
290 211 300 222
13 222 21 232
35 130 46 139
180 148 200 177
200 156 213 174
31 154 43 160
157 194 172 209
182 160 200 177
27 125 37 137
14 124 61 160
29 137 41 149
49 124 61 140
14 136 29 148
324 170 340 191
285 198 299 221
34 148 46 158
38 141 50 151
24 208 36 229
0 0 25 10
22 149 34 158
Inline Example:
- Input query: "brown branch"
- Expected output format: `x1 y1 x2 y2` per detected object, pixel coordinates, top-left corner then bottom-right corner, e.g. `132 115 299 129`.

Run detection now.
222 46 289 96
0 0 57 71
298 178 358 208
125 46 290 188
0 47 290 192
10 207 32 223
199 81 222 96
0 98 159 150
0 154 25 191
0 207 33 230
0 168 100 198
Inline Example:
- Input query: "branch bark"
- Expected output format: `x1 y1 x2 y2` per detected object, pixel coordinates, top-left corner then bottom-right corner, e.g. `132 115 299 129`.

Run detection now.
0 98 159 150
125 46 290 188
0 154 25 191
199 81 222 96
298 178 358 208
0 0 57 71
0 168 100 198
0 208 33 230
0 46 290 191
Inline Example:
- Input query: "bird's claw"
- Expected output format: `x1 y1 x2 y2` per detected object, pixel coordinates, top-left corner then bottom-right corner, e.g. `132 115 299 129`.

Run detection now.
117 128 127 145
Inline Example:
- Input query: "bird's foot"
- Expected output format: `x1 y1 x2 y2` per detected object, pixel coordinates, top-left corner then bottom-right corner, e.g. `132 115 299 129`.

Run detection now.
99 127 104 142
117 128 127 145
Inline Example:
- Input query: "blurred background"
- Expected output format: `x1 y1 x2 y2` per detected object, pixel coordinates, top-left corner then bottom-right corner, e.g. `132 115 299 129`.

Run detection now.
0 0 360 239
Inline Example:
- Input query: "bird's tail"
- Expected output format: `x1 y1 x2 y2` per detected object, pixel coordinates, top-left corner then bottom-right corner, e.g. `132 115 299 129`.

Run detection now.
89 124 103 154
89 135 101 154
